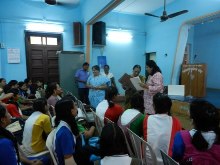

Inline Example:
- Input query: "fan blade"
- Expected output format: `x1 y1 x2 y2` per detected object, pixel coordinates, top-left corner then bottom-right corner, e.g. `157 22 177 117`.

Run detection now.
56 0 79 5
144 13 160 18
168 10 188 18
45 0 56 5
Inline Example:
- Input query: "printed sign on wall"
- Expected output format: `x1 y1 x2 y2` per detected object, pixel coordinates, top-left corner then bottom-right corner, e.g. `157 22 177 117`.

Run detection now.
7 48 20 63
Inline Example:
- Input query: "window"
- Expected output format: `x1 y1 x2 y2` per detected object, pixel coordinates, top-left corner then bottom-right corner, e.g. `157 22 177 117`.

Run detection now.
47 37 57 45
29 36 58 45
30 36 41 45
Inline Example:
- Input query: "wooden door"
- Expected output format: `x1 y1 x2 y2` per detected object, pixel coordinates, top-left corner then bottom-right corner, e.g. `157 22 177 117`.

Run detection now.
25 32 63 84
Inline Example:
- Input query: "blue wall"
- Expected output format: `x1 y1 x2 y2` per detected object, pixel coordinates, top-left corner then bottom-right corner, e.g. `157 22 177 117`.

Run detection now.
193 20 220 89
0 0 84 81
144 0 220 85
92 12 146 94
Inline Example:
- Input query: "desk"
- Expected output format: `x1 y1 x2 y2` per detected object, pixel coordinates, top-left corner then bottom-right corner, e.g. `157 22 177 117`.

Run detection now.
171 100 192 130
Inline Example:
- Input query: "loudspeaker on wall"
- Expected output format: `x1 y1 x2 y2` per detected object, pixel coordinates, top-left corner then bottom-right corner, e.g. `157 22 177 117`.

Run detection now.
73 22 83 45
92 21 106 45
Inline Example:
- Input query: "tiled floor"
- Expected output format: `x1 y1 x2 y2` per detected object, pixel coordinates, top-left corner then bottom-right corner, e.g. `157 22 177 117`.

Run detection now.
203 88 220 108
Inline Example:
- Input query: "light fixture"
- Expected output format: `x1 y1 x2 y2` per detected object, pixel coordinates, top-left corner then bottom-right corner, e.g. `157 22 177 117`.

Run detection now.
26 23 64 33
107 30 133 43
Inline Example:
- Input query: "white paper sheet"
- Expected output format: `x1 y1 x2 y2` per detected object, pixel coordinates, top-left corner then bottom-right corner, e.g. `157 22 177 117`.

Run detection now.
130 77 144 91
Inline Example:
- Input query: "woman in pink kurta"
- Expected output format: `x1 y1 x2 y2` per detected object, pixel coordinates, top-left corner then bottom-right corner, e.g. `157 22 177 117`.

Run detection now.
140 60 163 114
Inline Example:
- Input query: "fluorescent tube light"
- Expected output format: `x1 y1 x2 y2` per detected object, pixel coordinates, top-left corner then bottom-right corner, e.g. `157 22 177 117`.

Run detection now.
107 30 132 43
26 23 64 33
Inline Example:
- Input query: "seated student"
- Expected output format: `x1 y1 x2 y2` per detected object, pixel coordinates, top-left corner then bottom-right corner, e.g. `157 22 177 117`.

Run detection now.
54 98 93 165
172 100 220 164
1 88 24 118
18 81 29 99
62 94 96 139
118 92 145 137
0 104 42 165
100 123 141 165
24 78 36 99
0 78 6 98
34 80 45 98
103 86 123 124
22 98 52 155
143 93 182 165
45 82 63 108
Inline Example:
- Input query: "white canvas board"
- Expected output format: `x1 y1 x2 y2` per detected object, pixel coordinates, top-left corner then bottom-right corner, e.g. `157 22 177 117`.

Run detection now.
130 77 144 91
168 85 185 96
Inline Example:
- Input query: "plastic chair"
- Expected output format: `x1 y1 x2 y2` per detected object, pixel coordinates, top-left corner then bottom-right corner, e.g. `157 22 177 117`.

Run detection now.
90 109 104 136
77 100 94 123
160 150 179 165
46 129 58 165
104 117 114 124
19 145 50 162
127 128 157 165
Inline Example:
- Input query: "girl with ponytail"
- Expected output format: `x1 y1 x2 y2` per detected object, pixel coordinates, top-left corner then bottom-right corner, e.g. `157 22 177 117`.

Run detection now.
104 86 123 124
172 100 220 164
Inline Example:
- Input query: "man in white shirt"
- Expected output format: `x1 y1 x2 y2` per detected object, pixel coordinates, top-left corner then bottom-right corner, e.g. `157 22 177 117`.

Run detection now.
101 65 116 88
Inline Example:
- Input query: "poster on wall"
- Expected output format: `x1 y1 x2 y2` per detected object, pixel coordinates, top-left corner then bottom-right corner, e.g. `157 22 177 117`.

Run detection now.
97 56 107 69
7 48 20 63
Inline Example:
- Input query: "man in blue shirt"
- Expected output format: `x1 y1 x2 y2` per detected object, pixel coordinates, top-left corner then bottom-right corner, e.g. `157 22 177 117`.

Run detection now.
75 62 90 104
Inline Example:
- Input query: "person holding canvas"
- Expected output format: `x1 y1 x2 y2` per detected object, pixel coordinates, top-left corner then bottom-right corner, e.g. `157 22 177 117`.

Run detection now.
122 65 145 109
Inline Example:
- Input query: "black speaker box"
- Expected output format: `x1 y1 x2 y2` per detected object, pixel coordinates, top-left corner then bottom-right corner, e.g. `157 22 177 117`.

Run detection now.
73 22 83 45
92 21 106 45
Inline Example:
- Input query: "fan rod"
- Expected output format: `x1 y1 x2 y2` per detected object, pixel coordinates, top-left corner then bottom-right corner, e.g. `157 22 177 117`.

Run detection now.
164 0 166 11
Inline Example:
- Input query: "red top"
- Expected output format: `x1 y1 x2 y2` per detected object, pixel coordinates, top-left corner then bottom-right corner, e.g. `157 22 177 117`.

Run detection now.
6 104 21 118
104 104 123 124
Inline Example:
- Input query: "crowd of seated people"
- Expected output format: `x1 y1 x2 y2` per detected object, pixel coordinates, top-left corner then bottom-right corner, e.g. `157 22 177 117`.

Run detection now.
1 76 220 165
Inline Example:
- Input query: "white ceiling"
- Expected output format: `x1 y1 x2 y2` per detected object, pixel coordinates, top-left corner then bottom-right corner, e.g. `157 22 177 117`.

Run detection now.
114 0 175 15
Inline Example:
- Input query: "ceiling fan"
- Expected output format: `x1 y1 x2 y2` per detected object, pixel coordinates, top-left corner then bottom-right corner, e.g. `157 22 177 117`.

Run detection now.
144 0 188 22
45 0 79 6
22 0 79 8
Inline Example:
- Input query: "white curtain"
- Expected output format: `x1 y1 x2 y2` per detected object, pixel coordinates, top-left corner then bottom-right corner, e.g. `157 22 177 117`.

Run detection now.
171 24 191 84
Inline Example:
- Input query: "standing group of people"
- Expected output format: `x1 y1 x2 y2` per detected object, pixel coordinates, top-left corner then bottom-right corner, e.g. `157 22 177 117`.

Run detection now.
75 60 164 115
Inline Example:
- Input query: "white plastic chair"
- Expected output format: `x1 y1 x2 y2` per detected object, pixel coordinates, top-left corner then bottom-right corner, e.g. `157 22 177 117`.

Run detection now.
160 150 179 165
46 129 58 165
77 100 94 122
104 117 114 124
127 128 157 165
90 109 104 136
19 145 50 161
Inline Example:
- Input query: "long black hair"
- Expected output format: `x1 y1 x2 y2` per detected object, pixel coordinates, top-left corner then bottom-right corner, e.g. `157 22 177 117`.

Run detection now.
153 92 172 115
33 98 47 114
105 86 118 108
190 99 220 150
100 123 128 157
130 92 145 114
55 98 79 136
0 105 20 164
146 60 161 76
45 82 58 99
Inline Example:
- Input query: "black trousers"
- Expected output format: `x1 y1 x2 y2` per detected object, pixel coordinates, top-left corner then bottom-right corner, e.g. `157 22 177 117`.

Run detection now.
78 88 90 105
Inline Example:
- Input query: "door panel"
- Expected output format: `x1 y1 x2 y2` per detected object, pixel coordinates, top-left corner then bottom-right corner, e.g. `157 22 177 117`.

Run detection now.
25 32 62 84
